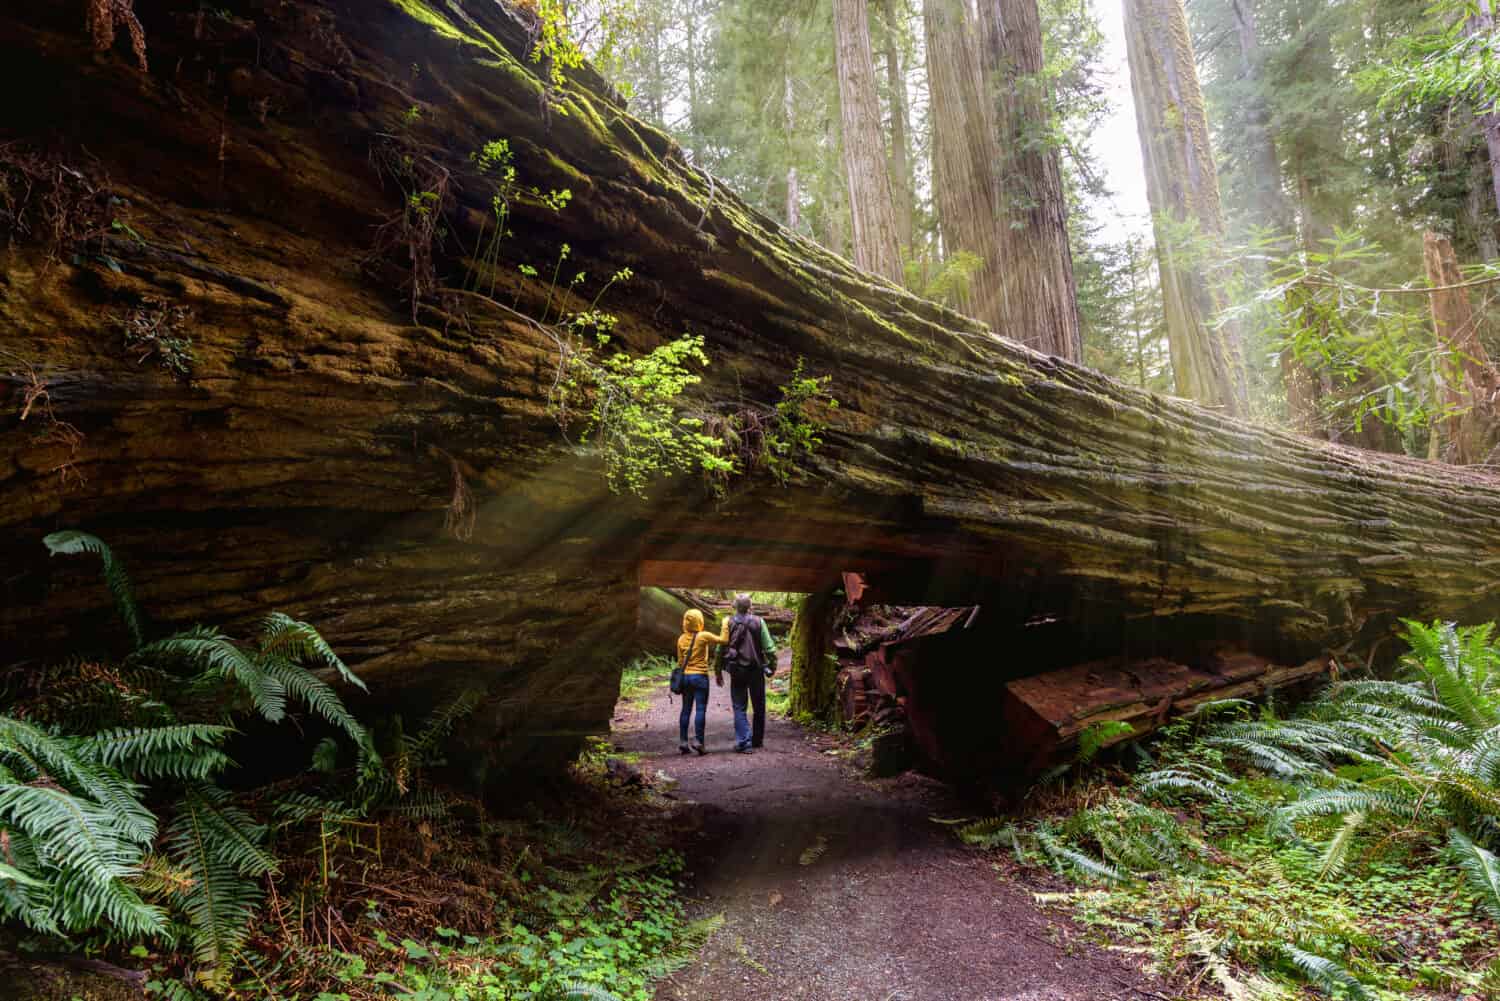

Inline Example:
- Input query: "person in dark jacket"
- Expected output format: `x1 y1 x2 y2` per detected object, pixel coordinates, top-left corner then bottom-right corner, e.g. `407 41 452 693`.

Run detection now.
715 593 777 753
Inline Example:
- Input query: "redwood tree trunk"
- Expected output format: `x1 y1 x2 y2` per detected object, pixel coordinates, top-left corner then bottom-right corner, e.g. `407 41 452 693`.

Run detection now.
833 0 905 284
1424 230 1497 463
976 0 1084 362
1123 0 1247 415
923 0 1005 328
881 0 915 257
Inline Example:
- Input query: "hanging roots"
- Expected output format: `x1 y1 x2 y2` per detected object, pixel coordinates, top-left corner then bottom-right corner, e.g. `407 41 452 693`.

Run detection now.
14 364 86 487
442 457 476 542
86 0 149 72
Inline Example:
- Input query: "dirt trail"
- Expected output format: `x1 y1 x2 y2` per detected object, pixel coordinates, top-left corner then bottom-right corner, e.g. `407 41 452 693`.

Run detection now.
614 673 1169 1001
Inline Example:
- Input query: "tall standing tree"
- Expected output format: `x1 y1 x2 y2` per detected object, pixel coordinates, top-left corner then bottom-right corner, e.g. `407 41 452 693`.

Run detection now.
880 0 916 255
976 0 1084 361
923 0 1005 328
1123 0 1247 414
834 0 905 282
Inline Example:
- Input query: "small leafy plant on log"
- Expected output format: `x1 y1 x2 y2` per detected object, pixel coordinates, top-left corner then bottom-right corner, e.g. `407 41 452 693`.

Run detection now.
122 296 195 376
374 131 836 499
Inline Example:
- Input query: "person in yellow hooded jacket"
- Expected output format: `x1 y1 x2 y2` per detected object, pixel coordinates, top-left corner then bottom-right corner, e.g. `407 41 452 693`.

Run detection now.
675 608 728 754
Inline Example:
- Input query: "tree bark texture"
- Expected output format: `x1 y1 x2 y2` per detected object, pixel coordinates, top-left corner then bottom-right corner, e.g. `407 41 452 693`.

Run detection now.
8 0 1500 791
1471 1 1500 227
923 0 1005 331
1123 0 1248 415
976 0 1084 361
880 0 915 256
1424 230 1497 463
833 0 905 284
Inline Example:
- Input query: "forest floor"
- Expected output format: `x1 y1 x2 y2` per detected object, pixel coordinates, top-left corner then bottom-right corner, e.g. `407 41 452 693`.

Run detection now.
612 668 1173 1001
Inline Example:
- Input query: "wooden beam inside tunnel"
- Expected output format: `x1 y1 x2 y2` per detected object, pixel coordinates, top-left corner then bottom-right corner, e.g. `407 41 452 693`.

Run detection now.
638 559 840 593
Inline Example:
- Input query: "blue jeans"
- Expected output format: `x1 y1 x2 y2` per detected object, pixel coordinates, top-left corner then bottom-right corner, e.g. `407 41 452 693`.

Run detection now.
679 674 710 744
730 669 766 748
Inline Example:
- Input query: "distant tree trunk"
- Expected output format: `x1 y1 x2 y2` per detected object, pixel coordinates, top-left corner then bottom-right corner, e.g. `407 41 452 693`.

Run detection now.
923 0 1005 328
684 0 701 139
1424 230 1497 463
1123 0 1247 416
976 0 1083 361
784 67 801 233
1228 0 1292 235
881 0 915 257
1470 1 1500 231
833 0 905 283
788 588 839 720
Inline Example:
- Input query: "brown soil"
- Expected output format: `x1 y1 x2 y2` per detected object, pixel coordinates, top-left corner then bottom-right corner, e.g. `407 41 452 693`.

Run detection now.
614 673 1173 1001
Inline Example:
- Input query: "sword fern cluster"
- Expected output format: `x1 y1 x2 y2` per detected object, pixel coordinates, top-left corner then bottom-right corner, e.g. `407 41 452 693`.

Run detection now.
960 620 1500 997
0 532 375 989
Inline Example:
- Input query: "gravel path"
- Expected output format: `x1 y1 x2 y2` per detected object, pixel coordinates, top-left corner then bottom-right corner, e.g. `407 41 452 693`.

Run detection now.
614 672 1172 1001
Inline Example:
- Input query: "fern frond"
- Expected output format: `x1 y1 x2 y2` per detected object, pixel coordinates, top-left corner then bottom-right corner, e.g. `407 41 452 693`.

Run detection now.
1282 944 1372 1001
1276 788 1416 827
408 689 483 759
256 655 365 744
0 784 165 936
0 716 156 843
1448 829 1500 920
82 724 234 782
1316 811 1366 880
44 530 145 650
141 632 287 722
258 612 367 692
1037 829 1130 884
957 817 1016 849
164 785 275 979
639 912 723 982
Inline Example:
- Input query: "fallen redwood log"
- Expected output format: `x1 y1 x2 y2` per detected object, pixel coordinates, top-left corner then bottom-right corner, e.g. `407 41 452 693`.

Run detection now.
3 0 1500 792
1001 652 1331 780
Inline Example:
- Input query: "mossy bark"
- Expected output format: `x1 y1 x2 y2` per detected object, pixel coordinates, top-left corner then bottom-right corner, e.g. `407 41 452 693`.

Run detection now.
788 589 839 721
977 0 1083 361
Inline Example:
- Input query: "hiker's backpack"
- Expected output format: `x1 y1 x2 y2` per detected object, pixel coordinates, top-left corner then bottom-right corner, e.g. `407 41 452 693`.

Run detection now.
720 614 764 683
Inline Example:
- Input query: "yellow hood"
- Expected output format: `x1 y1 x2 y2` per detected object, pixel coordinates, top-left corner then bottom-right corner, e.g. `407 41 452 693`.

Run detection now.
682 608 704 633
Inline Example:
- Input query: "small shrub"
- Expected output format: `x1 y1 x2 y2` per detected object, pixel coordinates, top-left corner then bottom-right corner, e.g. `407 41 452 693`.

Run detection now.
122 297 195 376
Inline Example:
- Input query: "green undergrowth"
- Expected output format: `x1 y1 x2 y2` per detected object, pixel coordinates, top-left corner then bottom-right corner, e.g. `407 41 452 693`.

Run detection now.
617 655 672 712
1 534 713 1000
955 620 1500 1000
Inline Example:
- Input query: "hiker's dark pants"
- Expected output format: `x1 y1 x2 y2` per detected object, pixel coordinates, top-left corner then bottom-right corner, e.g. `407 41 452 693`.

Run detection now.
679 673 710 744
730 670 766 748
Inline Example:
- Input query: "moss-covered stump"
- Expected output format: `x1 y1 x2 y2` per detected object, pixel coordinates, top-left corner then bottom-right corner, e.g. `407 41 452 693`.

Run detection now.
788 589 840 721
5 0 1500 793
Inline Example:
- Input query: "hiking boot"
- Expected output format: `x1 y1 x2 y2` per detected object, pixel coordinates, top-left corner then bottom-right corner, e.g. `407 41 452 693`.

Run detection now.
678 742 691 755
691 741 707 756
735 743 754 754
